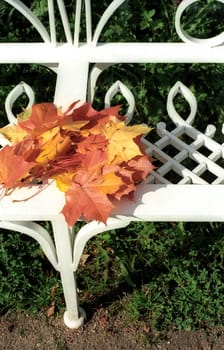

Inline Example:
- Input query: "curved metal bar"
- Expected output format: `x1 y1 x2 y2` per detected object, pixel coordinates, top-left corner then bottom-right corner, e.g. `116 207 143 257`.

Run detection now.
175 0 224 47
4 0 51 43
74 0 82 46
104 80 135 124
88 63 113 103
85 0 92 44
73 0 92 46
0 220 58 269
48 0 56 44
166 81 197 126
72 217 130 271
5 81 35 124
56 0 73 44
92 0 126 45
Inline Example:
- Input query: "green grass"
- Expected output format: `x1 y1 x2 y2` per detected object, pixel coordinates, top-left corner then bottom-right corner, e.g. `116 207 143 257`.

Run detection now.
0 230 63 314
78 222 224 332
1 221 224 336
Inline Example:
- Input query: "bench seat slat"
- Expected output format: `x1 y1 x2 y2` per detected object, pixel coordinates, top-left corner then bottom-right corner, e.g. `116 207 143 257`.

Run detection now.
0 182 223 222
113 184 224 222
0 182 65 221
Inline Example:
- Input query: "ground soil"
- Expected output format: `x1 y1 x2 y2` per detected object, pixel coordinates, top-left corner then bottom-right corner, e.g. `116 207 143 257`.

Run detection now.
1 304 224 350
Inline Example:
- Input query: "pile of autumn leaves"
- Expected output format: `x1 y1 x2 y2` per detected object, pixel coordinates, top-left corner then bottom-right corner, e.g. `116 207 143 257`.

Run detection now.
0 102 154 226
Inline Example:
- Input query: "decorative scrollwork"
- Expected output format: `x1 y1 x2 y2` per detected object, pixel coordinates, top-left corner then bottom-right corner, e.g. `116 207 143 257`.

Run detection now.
104 80 135 124
4 0 126 45
48 0 72 44
92 0 126 45
74 0 126 45
5 0 224 46
166 81 197 126
175 0 224 47
5 0 50 42
5 81 35 124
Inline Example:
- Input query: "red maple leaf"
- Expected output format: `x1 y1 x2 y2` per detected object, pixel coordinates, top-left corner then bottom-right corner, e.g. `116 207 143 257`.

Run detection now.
13 136 41 162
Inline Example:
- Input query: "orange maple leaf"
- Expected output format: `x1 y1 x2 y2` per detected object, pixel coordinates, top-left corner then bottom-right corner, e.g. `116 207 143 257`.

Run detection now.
61 165 126 225
18 103 59 133
62 182 114 226
127 155 156 182
13 136 42 162
81 150 108 171
77 134 108 154
0 145 35 189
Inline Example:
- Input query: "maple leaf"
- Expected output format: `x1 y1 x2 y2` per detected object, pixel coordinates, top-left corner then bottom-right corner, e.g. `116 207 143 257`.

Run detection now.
35 127 71 163
62 182 114 226
80 114 122 138
53 172 75 192
128 156 155 181
18 103 59 133
0 145 35 188
13 136 42 162
112 168 136 200
49 153 83 174
64 102 122 137
65 101 120 122
102 120 152 163
61 165 126 225
0 124 28 143
54 149 114 194
78 134 108 155
98 171 123 194
60 118 89 132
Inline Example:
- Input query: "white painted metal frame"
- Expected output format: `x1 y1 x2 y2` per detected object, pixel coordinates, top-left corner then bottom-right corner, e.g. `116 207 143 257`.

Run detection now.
0 0 224 328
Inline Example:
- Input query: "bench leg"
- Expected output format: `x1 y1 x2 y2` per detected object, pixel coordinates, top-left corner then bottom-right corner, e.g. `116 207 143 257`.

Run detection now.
52 216 131 328
51 216 86 328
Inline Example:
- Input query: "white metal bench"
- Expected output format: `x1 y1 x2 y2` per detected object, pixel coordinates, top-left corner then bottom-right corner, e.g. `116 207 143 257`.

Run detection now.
0 0 224 328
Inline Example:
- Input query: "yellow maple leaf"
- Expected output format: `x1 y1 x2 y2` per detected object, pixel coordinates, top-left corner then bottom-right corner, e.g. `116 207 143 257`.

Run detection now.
102 120 152 163
54 172 75 192
79 115 118 137
0 124 28 143
97 171 123 194
40 126 60 142
36 127 71 163
61 119 89 132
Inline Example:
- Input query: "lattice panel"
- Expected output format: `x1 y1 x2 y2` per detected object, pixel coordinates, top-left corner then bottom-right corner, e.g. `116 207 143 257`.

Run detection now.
143 81 224 185
145 122 224 185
